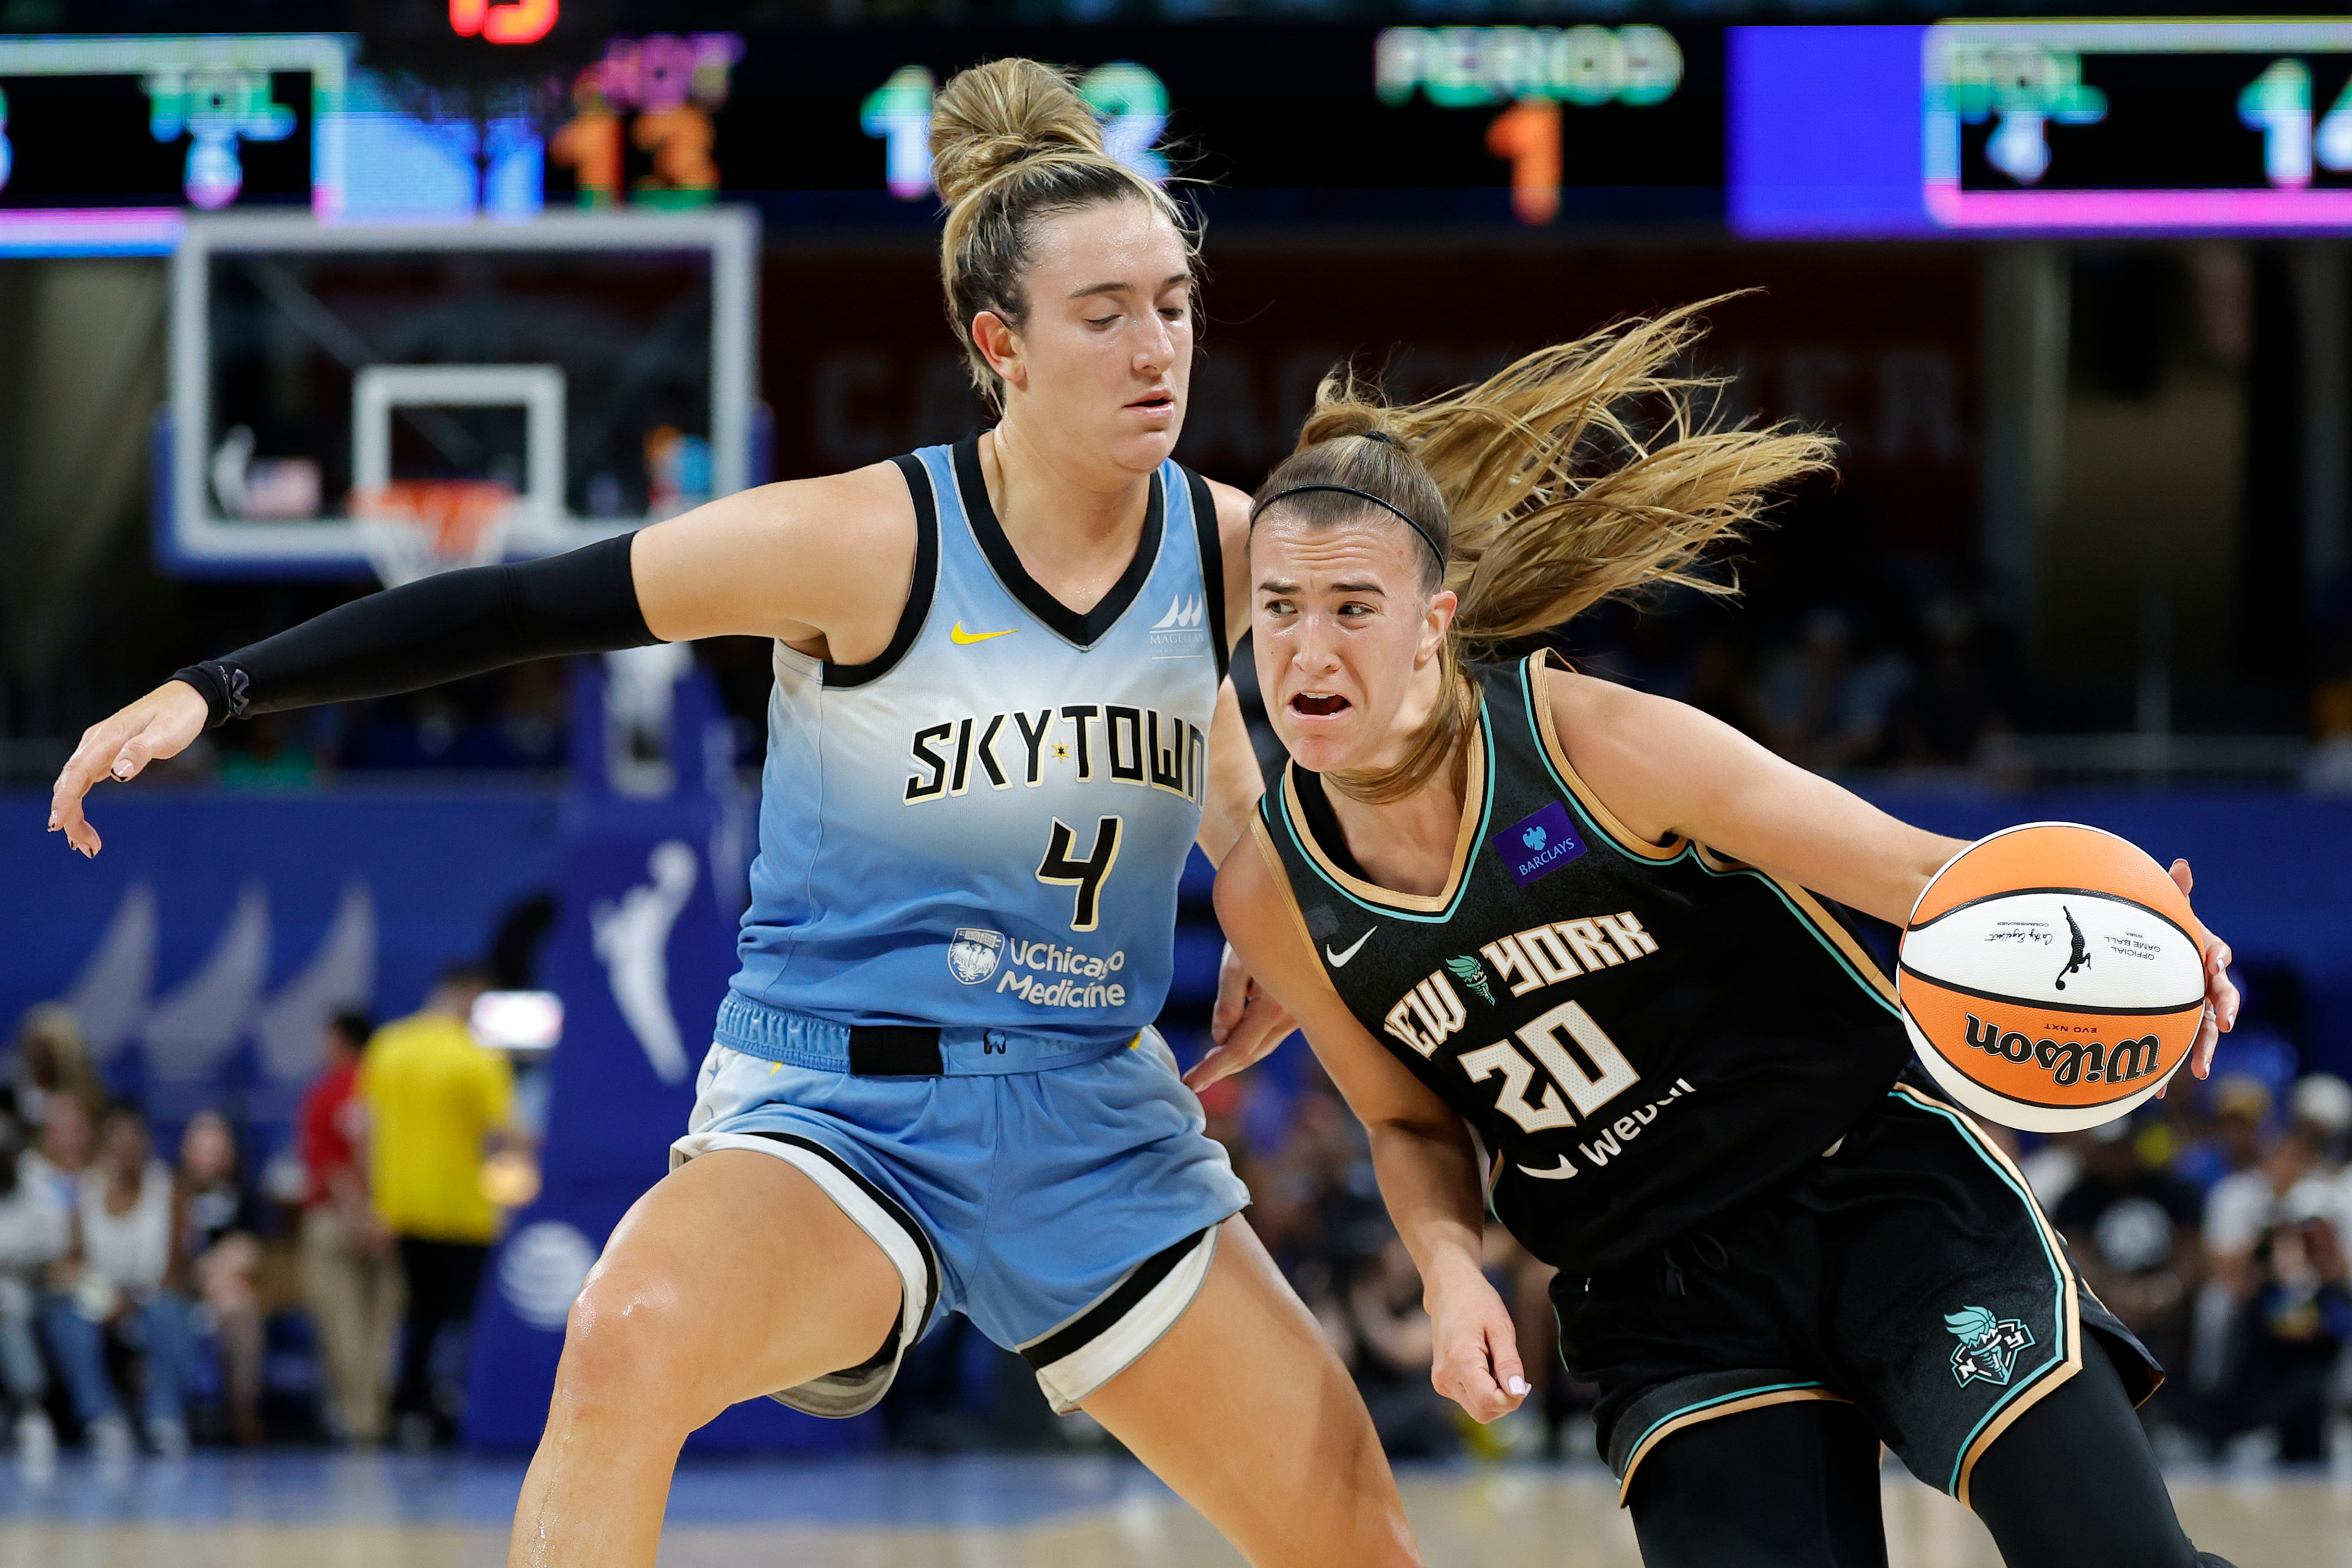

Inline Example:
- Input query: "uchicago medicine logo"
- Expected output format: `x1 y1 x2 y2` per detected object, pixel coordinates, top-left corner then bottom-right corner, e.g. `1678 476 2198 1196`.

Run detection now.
948 927 1005 984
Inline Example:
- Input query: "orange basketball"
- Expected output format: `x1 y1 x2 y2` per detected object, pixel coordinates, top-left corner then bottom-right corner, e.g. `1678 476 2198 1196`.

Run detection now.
1898 823 2207 1134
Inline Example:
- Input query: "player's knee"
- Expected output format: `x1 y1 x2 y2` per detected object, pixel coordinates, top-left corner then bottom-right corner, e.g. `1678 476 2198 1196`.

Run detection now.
553 1269 717 1430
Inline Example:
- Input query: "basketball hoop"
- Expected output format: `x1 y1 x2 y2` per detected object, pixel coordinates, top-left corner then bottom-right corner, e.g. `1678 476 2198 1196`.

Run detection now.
351 479 516 588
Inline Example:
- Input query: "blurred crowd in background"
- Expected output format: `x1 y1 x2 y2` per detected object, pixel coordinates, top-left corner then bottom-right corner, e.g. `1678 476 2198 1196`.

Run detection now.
6 951 2348 1471
0 974 520 1460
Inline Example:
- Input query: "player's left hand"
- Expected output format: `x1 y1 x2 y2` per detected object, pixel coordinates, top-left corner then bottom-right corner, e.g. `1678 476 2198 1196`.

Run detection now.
1184 944 1297 1091
1427 1266 1529 1424
2170 858 2237 1084
48 677 211 858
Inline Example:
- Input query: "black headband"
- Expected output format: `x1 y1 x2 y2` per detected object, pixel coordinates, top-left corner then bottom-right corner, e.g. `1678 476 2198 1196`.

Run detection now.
1248 484 1446 570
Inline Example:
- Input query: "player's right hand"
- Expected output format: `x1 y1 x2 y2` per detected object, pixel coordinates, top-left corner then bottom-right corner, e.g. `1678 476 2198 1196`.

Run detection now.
1427 1265 1529 1424
1184 943 1298 1091
2170 858 2238 1081
48 679 211 858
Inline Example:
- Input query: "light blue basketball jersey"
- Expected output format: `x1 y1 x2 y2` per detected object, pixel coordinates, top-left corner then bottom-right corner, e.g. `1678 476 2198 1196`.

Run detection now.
723 435 1227 1052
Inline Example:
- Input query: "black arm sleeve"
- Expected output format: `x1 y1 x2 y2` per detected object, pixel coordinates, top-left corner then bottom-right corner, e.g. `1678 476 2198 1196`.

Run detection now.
172 533 659 728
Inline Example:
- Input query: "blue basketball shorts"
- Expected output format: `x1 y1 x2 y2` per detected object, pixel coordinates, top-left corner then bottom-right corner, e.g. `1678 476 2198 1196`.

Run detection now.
670 1025 1251 1418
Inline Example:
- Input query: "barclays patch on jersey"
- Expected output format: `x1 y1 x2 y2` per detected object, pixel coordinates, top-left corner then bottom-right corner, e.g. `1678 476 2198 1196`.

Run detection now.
1495 801 1586 887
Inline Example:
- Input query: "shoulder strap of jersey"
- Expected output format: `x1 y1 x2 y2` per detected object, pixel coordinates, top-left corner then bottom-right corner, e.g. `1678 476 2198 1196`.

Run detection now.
1470 656 1527 727
1257 763 1285 838
1180 464 1229 685
824 452 942 690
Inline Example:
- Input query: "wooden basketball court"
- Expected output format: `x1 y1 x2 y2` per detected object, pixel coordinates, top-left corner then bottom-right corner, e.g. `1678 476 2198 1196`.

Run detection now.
0 1453 2335 1566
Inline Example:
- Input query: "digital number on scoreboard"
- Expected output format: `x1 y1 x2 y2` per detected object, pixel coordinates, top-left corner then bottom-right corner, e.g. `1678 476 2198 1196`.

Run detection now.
731 23 1722 230
1927 20 2352 228
0 35 345 252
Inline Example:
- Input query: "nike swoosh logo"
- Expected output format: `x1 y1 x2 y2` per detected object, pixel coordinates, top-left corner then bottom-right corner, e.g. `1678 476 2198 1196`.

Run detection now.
1516 1155 1579 1180
1325 929 1375 967
950 623 1017 645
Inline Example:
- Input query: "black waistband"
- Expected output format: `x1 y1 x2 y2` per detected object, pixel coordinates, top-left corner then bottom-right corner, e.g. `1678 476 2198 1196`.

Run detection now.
847 1025 944 1076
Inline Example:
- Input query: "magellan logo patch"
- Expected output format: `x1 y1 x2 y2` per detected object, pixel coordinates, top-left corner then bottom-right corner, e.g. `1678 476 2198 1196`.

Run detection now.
1149 593 1210 656
1494 801 1585 887
1151 594 1205 630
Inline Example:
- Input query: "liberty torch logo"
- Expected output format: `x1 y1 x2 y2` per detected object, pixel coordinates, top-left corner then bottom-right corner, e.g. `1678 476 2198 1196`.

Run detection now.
1945 1304 2036 1388
1445 955 1494 1005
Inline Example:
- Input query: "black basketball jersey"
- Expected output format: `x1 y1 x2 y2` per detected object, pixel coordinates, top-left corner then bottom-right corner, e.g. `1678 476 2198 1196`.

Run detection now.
1254 652 1914 1273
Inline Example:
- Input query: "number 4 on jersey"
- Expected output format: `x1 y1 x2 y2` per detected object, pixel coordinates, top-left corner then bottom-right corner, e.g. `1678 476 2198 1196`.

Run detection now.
1037 816 1122 932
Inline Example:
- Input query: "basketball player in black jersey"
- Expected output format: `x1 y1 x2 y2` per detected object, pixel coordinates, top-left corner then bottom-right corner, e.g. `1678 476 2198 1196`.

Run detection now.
1200 305 2244 1567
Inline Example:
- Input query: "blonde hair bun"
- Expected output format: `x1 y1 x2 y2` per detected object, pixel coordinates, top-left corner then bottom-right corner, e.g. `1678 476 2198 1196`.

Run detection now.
930 59 1106 210
1297 403 1405 450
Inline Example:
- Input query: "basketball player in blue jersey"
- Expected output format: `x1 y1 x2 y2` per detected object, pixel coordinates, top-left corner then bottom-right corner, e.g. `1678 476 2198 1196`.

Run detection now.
1202 307 2244 1567
47 61 1420 1568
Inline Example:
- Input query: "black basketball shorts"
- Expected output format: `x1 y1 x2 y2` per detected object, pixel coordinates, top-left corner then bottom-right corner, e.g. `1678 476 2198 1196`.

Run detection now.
1555 1073 2163 1507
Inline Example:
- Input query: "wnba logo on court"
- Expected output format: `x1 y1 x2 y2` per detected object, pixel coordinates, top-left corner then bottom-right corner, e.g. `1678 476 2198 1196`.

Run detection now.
948 928 1006 984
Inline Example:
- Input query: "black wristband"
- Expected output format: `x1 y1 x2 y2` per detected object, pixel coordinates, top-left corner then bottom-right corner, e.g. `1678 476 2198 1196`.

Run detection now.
169 662 245 730
178 533 657 721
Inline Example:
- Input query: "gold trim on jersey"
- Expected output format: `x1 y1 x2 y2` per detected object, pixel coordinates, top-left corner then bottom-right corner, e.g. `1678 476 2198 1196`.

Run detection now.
1608 1087 2115 1507
1689 845 1900 1008
1525 651 1900 1011
1278 704 1491 916
1614 1386 1853 1505
1525 649 1685 864
1889 1080 2092 1506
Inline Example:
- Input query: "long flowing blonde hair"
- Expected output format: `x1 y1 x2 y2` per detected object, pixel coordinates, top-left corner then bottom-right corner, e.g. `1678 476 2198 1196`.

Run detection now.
1253 296 1836 804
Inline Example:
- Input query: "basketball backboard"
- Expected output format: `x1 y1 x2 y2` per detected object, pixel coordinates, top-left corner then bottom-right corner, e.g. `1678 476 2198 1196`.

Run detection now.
163 207 757 577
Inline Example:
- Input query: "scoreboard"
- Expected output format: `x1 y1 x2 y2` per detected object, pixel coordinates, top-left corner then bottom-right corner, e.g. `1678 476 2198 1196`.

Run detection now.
0 34 344 252
1735 19 2352 237
1928 21 2352 229
0 21 1724 248
10 18 2352 249
704 23 1723 230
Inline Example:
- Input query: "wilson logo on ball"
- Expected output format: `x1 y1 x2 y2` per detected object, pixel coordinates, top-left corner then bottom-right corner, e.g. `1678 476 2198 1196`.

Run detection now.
1959 1014 2163 1088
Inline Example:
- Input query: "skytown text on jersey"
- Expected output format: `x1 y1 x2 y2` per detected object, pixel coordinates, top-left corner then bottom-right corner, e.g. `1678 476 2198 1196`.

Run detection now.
905 704 1208 805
